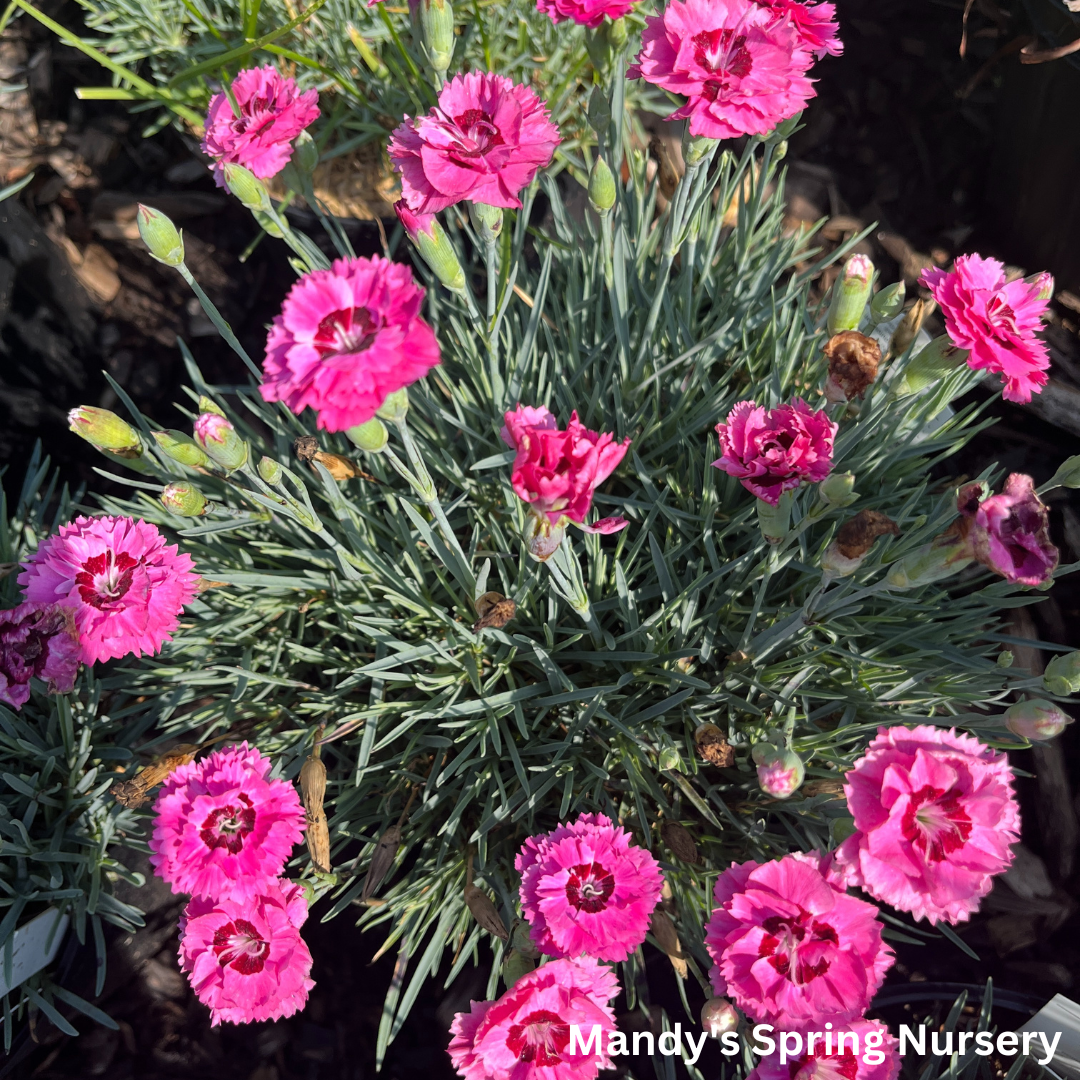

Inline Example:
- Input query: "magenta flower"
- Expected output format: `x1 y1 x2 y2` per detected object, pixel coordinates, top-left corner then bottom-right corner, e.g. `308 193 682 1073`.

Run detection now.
0 602 80 710
536 0 635 28
516 812 663 962
705 852 893 1026
18 516 198 666
629 0 815 140
448 957 618 1080
957 473 1058 586
748 1019 899 1080
502 406 631 534
149 742 305 903
178 878 315 1025
389 72 561 213
832 725 1021 926
921 254 1051 403
712 399 836 505
260 256 441 432
755 0 842 58
202 66 319 185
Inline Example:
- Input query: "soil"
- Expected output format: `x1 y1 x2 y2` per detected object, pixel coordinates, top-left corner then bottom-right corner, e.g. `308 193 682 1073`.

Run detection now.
4 0 1080 1076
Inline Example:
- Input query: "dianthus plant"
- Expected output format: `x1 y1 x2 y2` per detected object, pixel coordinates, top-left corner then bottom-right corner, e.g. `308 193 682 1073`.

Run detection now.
24 1 1079 1067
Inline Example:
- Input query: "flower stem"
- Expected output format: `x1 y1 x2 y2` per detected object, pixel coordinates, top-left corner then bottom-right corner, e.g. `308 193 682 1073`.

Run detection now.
177 264 262 381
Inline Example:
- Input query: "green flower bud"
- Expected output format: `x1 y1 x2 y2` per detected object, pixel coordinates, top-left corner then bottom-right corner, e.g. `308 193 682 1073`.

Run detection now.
68 406 141 454
395 201 466 291
893 336 969 398
346 417 389 453
756 491 792 544
682 130 720 169
416 0 455 73
1044 651 1080 696
588 156 617 214
136 204 185 267
153 430 211 469
605 16 627 48
829 814 857 845
886 539 972 589
818 471 858 507
658 746 683 772
1004 698 1073 741
827 254 874 335
471 201 503 240
292 130 319 176
160 481 208 517
998 650 1014 668
198 396 226 417
757 747 805 799
194 412 248 473
587 85 611 134
1045 454 1080 491
222 162 272 213
773 139 788 161
257 456 284 484
870 281 905 323
376 389 410 424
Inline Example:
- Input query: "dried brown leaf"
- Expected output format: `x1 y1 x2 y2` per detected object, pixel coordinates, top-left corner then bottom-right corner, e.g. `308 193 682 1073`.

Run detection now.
361 824 402 900
472 592 517 633
661 821 700 864
111 745 199 808
694 723 735 768
464 884 509 940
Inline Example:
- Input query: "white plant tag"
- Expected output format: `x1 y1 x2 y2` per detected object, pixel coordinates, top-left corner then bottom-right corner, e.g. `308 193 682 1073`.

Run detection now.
0 908 69 997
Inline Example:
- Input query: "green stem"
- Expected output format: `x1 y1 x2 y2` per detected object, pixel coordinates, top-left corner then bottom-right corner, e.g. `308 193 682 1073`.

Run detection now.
176 264 262 380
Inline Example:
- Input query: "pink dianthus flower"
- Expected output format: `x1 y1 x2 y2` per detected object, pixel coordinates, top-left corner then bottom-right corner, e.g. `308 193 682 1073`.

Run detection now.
921 254 1051 403
832 725 1020 925
705 852 893 1027
18 516 198 666
956 473 1058 587
150 742 305 903
178 878 314 1025
629 0 816 140
755 0 842 58
712 399 836 504
260 255 441 432
748 1019 899 1080
516 812 663 962
0 602 80 710
389 72 561 213
449 956 618 1080
536 0 635 28
502 406 630 534
202 66 319 185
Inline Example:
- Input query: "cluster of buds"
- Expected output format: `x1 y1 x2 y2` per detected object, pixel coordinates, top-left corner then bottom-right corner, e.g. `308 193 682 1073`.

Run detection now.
1044 652 1080 696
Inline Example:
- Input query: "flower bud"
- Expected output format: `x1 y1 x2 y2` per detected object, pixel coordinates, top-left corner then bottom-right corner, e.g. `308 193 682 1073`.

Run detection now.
136 204 185 267
394 200 466 292
1004 698 1073 741
893 336 969 398
222 162 272 212
824 331 881 402
701 997 739 1038
160 481 208 517
510 917 540 960
757 747 805 799
257 456 283 484
888 298 934 357
471 201 503 240
587 86 611 134
153 429 211 469
1045 455 1080 491
658 746 682 772
198 396 226 417
68 406 141 455
886 538 972 589
292 130 319 176
750 741 777 766
998 650 1014 668
588 155 617 214
756 491 791 544
194 412 248 473
1025 271 1054 301
870 280 905 323
821 510 900 577
1044 651 1080 696
416 0 455 73
818 471 857 508
606 15 628 47
524 511 564 562
346 417 389 453
377 389 410 424
827 254 874 335
682 129 719 169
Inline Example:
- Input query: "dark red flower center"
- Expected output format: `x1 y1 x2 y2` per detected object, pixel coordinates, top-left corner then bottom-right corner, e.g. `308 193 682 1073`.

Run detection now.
693 29 753 101
565 861 615 913
199 793 257 854
450 108 506 158
212 918 269 974
506 1009 570 1066
790 1050 860 1080
985 293 1018 336
75 551 139 610
312 306 379 358
758 910 837 984
901 784 972 862
229 90 281 137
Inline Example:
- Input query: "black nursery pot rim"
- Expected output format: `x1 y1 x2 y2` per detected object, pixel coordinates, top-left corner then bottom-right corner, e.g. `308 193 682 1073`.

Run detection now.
872 981 1047 1016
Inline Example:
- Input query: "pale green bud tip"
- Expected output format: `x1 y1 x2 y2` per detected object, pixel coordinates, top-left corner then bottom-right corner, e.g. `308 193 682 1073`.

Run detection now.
501 950 535 988
153 429 211 468
160 482 207 517
588 156 617 213
1044 651 1080 695
997 650 1014 668
605 15 627 47
395 201 465 291
819 471 857 507
198 396 226 417
682 131 720 168
222 163 272 212
68 406 141 452
871 280 906 321
346 417 389 453
137 204 184 267
418 0 455 71
827 253 875 335
1004 698 1073 742
1025 271 1054 302
658 746 682 772
757 748 805 799
257 456 284 484
193 412 248 472
886 539 972 589
894 336 969 398
292 130 319 176
471 201 503 238
376 388 410 424
701 998 739 1037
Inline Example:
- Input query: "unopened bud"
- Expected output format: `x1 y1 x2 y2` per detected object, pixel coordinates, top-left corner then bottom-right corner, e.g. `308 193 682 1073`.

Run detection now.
395 200 466 291
587 86 611 134
682 130 719 169
153 429 211 469
524 511 564 562
1044 651 1080 696
818 471 858 508
222 162 272 212
658 746 682 772
1025 271 1054 301
1005 698 1073 741
292 130 319 176
416 0 455 73
194 412 248 473
889 298 934 357
701 997 739 1038
471 201 503 240
198 396 226 417
757 747 805 799
821 510 900 577
824 331 881 402
1045 455 1080 491
68 406 141 455
827 254 874 335
136 204 185 267
510 917 540 960
894 335 969 397
756 491 792 544
376 388 410 424
870 281 905 323
588 155 617 213
257 456 283 484
998 650 1015 668
886 538 972 589
346 417 389 453
606 15 628 47
160 481 207 517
